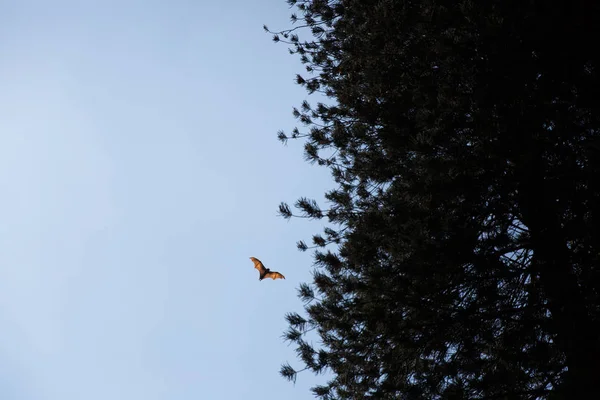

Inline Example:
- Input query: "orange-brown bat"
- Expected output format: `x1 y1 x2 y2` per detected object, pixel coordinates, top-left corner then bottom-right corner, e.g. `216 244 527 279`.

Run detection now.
250 257 285 281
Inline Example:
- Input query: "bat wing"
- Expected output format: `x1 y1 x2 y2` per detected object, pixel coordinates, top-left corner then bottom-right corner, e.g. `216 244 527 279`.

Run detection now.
264 271 285 280
250 257 266 274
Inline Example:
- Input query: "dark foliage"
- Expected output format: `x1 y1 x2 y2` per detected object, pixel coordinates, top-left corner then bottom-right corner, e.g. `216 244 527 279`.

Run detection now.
266 0 600 398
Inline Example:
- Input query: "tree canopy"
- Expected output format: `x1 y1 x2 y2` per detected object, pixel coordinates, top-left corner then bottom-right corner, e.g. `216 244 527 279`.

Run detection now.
266 0 600 398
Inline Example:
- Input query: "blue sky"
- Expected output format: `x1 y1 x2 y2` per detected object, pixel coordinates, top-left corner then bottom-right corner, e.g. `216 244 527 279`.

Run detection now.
0 1 333 398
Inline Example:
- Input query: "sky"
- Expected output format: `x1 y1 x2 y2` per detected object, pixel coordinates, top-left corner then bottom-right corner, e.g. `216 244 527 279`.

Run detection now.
0 1 334 398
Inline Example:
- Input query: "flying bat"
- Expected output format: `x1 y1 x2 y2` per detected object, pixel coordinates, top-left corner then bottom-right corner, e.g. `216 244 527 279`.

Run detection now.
250 257 285 281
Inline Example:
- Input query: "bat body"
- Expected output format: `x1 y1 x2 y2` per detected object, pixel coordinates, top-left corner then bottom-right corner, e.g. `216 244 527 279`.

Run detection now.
250 257 285 281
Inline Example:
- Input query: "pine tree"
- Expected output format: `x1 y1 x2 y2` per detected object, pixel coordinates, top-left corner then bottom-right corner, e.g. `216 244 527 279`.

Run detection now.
266 0 600 398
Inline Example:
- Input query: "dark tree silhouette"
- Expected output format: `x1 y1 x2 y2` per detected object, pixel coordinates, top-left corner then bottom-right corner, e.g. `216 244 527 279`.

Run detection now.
266 0 600 398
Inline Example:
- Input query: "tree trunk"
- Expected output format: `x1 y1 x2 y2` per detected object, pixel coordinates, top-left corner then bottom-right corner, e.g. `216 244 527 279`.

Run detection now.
519 147 600 397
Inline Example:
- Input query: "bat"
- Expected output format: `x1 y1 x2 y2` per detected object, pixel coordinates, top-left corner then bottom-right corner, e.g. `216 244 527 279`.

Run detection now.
250 257 285 281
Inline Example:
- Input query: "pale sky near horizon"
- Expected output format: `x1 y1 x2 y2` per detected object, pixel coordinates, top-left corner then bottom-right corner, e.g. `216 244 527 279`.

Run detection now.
0 1 333 398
